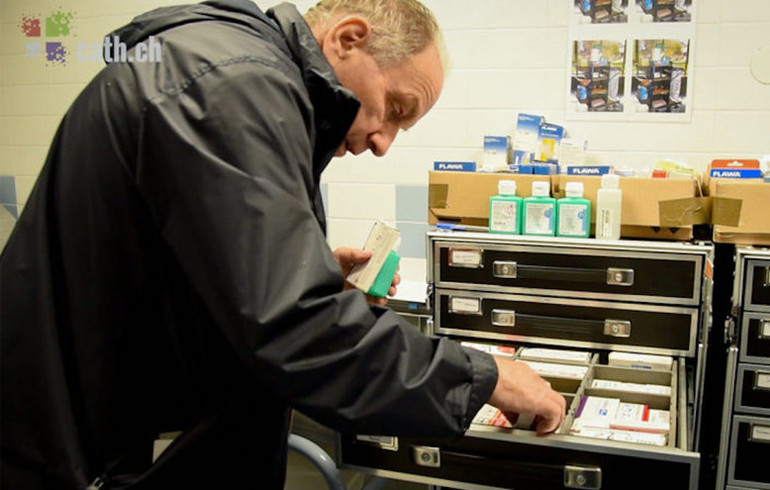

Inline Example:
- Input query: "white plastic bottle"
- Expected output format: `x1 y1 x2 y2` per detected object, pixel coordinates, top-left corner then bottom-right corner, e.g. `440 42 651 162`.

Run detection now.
595 173 622 240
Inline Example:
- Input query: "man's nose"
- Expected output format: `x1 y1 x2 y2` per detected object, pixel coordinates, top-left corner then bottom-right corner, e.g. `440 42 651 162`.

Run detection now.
368 123 399 157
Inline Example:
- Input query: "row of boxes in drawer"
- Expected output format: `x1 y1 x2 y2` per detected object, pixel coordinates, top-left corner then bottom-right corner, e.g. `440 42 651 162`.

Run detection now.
463 342 683 450
340 343 700 490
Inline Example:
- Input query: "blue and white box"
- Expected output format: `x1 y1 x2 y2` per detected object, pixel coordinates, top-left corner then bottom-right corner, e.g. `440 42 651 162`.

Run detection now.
513 113 544 165
537 122 565 164
482 136 511 171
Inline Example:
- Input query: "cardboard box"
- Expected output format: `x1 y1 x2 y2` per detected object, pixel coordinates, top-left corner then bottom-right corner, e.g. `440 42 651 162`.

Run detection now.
428 171 551 226
553 175 706 240
709 179 770 245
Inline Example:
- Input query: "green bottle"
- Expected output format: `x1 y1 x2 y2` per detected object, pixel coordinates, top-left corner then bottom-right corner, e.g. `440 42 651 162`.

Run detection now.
489 180 522 234
557 181 591 238
522 181 556 236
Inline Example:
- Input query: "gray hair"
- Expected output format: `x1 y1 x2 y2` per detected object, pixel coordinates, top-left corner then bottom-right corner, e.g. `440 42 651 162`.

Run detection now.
304 0 443 68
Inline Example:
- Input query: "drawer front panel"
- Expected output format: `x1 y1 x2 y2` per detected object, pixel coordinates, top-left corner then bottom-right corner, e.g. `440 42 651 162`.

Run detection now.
735 364 770 415
728 415 770 489
436 291 697 356
341 433 698 490
435 244 701 305
740 314 770 364
746 259 770 311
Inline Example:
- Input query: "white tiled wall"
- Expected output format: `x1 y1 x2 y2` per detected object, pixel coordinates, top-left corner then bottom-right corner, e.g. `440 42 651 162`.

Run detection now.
2 0 770 274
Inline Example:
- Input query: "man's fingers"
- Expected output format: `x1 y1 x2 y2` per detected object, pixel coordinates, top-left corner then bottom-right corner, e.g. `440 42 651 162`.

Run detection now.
535 392 567 435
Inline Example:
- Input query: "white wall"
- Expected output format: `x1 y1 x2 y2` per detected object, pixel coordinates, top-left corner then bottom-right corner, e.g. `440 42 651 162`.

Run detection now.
2 0 769 281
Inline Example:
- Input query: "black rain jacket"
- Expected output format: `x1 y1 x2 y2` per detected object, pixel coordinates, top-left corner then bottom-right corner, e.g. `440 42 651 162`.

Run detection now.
0 2 497 488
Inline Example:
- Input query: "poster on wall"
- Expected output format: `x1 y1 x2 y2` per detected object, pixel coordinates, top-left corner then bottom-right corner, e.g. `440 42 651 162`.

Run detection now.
567 0 696 122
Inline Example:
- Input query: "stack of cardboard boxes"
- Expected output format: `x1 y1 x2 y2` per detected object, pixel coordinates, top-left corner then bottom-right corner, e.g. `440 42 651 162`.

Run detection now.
428 160 770 244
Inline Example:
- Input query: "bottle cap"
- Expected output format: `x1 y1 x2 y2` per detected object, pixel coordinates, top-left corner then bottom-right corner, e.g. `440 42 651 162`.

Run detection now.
531 181 550 197
498 180 517 196
565 181 584 198
601 173 620 189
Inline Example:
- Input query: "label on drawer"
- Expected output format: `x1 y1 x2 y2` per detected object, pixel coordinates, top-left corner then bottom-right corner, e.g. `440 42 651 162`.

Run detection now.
450 297 481 315
448 248 482 268
356 435 399 451
751 425 770 443
762 321 770 339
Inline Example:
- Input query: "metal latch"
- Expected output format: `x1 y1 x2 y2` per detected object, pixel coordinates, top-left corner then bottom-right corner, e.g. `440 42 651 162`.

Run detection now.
606 268 634 286
725 317 736 345
411 446 440 468
604 319 631 338
491 309 516 327
493 261 518 278
564 465 602 489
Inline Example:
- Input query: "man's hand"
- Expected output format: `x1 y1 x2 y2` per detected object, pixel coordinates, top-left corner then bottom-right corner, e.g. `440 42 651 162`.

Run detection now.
332 247 400 305
487 357 567 435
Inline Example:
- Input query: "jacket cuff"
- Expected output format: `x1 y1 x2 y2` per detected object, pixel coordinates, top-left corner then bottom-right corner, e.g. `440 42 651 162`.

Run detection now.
460 347 498 431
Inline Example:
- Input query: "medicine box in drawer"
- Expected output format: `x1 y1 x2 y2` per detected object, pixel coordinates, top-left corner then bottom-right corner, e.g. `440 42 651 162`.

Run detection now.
433 237 705 306
340 345 699 490
734 364 770 416
745 258 770 311
740 313 770 364
727 415 770 489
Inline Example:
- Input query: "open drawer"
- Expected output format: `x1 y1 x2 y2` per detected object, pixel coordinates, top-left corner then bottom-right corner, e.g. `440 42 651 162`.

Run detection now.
339 345 699 489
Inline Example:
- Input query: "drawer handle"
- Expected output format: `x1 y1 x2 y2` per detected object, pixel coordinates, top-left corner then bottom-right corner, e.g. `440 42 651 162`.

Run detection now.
491 309 516 327
493 261 517 278
755 371 770 392
565 465 602 489
760 319 770 340
606 268 634 286
411 445 440 468
604 319 632 338
765 266 770 287
750 424 770 444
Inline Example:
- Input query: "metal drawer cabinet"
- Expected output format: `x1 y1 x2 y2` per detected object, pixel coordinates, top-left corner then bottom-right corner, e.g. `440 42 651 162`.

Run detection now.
339 233 713 490
718 247 770 490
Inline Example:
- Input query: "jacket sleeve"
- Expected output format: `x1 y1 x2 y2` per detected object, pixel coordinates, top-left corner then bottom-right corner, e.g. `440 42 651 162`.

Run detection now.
135 59 497 437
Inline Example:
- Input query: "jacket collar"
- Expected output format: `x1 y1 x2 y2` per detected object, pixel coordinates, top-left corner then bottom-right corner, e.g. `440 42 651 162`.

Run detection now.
267 3 361 180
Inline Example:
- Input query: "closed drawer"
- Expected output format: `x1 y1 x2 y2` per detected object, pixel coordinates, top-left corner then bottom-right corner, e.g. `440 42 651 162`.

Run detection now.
745 259 770 312
433 240 704 306
728 415 770 489
735 364 770 416
740 313 770 364
434 290 698 357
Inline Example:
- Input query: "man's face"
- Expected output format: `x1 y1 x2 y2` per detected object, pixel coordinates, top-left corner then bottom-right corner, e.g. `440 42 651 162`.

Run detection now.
328 39 444 157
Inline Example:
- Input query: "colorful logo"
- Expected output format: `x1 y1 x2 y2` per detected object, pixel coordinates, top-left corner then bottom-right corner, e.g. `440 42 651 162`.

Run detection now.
19 10 76 66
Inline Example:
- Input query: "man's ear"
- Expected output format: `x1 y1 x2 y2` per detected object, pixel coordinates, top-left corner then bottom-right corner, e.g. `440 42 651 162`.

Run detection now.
319 15 371 63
